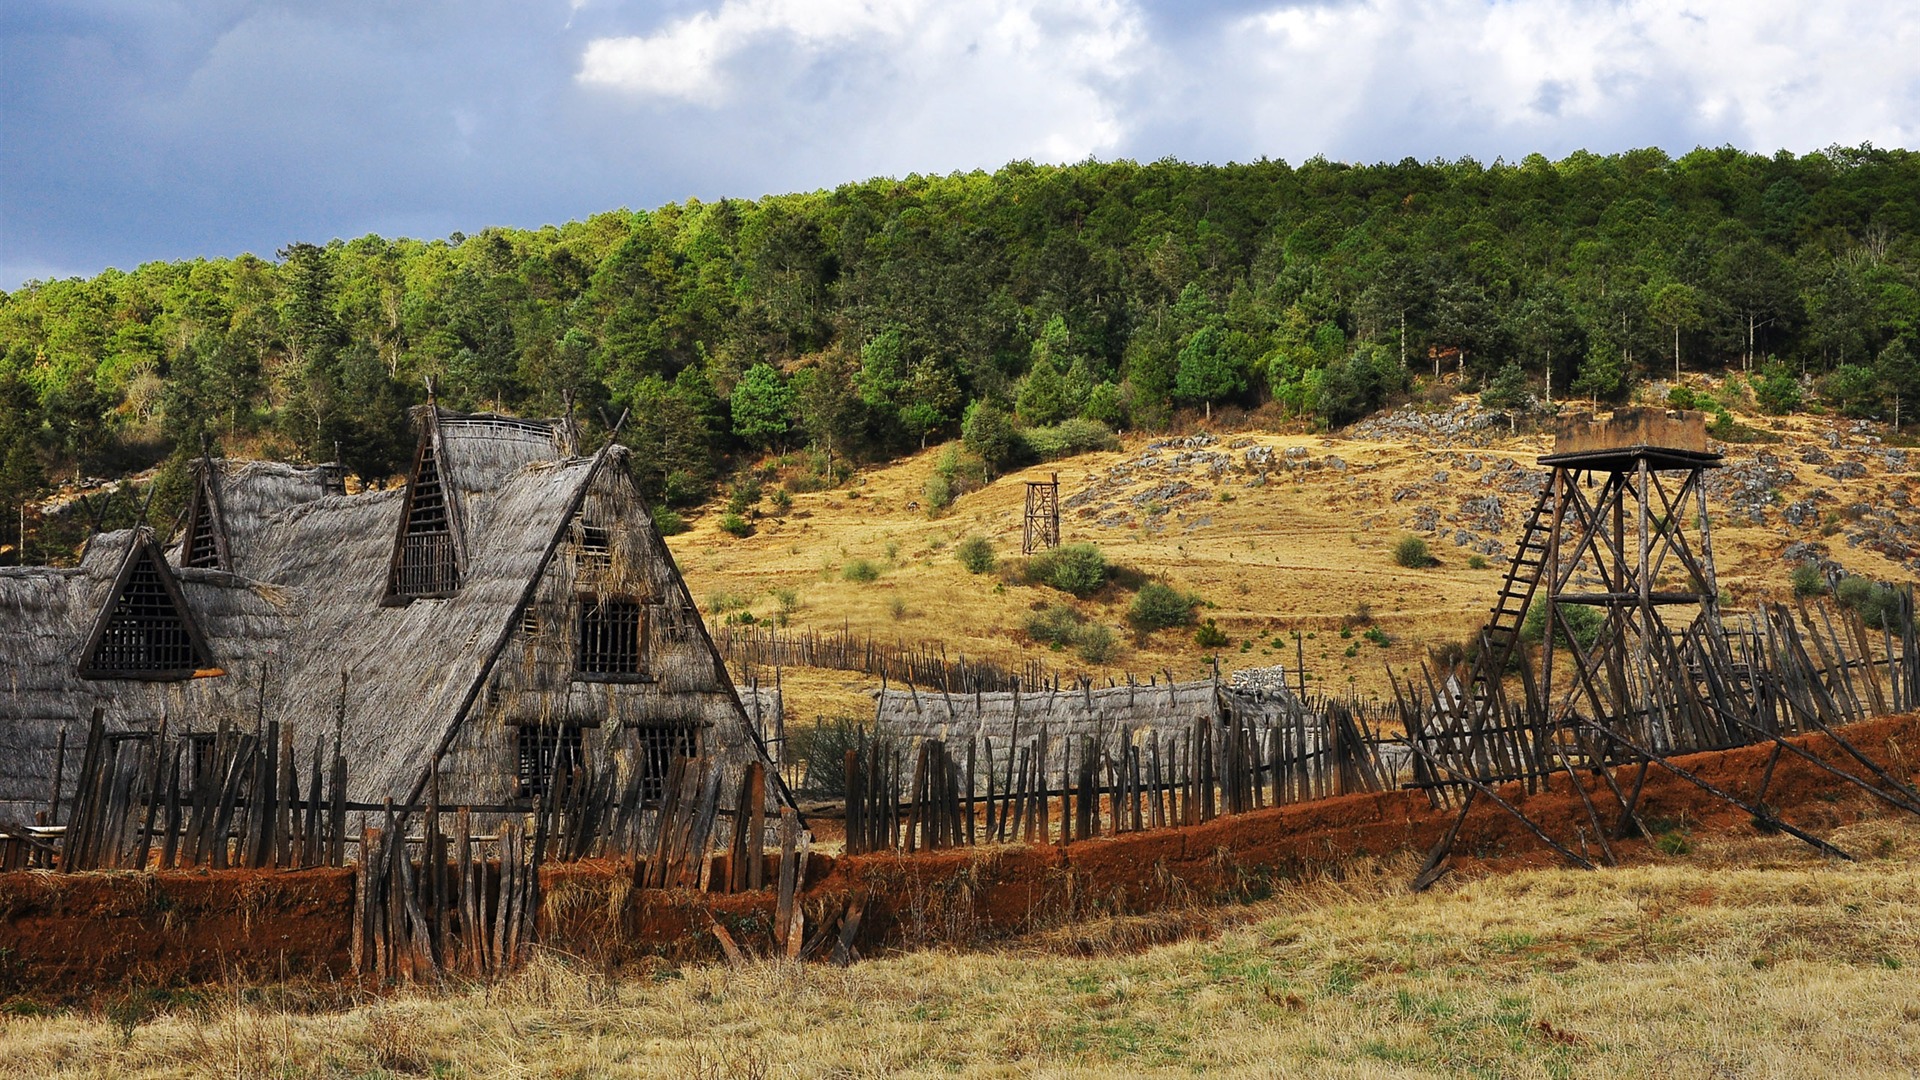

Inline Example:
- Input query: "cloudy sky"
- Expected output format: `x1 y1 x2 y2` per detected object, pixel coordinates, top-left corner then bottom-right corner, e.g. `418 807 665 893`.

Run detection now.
4 0 1918 288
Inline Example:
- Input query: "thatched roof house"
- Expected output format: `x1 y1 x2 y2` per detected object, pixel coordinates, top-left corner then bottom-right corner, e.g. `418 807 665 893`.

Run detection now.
0 408 777 822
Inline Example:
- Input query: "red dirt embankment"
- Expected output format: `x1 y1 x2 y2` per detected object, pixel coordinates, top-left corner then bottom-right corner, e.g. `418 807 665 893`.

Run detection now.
0 867 354 994
6 713 1918 992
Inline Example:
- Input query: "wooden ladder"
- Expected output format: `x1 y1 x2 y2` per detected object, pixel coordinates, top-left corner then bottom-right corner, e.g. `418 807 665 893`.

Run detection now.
1427 479 1558 774
1472 478 1557 701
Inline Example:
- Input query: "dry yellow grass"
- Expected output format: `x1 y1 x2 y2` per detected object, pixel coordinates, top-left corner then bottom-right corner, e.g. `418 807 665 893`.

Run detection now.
678 403 1915 726
10 815 1920 1078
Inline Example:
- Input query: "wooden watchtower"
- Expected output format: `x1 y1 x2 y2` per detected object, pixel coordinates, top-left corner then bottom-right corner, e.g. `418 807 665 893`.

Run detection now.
1423 410 1730 794
1529 410 1731 753
1022 474 1060 555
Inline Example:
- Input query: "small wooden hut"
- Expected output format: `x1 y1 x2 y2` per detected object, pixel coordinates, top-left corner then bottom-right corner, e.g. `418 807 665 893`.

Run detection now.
0 408 777 822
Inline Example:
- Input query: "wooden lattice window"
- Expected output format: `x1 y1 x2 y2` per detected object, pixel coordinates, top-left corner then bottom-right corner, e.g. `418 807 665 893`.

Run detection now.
82 541 212 679
636 724 698 804
657 602 701 643
515 724 583 799
389 435 459 598
574 523 613 577
180 468 228 570
576 597 645 678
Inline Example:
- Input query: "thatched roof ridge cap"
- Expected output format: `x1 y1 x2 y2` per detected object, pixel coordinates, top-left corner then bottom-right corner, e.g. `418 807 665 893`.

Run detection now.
0 565 86 581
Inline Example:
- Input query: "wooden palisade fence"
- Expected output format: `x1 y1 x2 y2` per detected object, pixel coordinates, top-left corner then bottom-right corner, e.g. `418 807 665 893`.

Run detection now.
841 699 1392 854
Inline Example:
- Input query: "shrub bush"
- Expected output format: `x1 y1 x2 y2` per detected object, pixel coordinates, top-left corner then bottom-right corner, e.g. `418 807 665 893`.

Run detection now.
1789 562 1825 598
955 535 996 574
1194 619 1230 649
718 512 753 538
1519 602 1604 650
1075 623 1120 664
923 445 987 514
769 487 793 514
922 473 954 512
1667 385 1698 410
1026 543 1108 597
1026 603 1084 647
1836 575 1903 629
651 507 688 536
1022 418 1120 461
1392 535 1435 568
1753 362 1802 415
789 716 868 797
842 558 881 583
725 477 763 516
1128 581 1200 632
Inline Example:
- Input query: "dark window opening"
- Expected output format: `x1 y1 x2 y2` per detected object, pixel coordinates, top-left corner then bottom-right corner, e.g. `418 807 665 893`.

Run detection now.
516 725 583 799
574 523 612 576
85 550 209 676
181 470 226 571
576 597 644 676
391 439 458 597
185 497 222 569
636 724 699 804
519 610 540 638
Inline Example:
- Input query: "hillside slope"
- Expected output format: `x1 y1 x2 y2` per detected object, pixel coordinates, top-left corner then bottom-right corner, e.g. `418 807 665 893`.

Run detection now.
675 394 1919 722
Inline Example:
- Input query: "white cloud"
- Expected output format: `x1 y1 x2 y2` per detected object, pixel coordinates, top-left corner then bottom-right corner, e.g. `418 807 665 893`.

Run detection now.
578 0 1144 163
1211 0 1920 160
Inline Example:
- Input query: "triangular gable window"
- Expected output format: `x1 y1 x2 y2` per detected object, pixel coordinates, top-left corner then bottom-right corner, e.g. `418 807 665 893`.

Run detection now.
180 463 229 570
81 535 214 679
387 426 462 600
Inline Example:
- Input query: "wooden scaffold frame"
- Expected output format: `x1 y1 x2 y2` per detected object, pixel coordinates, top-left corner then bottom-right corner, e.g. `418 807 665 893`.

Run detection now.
1023 473 1060 555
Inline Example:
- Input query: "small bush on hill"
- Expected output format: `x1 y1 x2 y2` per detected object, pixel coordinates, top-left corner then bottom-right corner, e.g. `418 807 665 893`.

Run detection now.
1789 562 1825 598
651 507 688 536
842 558 881 583
1129 581 1200 631
1194 619 1230 649
1754 362 1802 414
955 535 996 574
1026 603 1085 647
1022 418 1119 461
1836 575 1903 629
1026 543 1109 597
718 512 752 538
1393 536 1435 568
924 445 987 513
1667 386 1698 410
725 477 763 516
1075 623 1120 664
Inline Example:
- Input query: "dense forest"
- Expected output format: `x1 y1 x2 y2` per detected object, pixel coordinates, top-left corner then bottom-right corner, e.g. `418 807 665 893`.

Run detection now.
4 145 1920 555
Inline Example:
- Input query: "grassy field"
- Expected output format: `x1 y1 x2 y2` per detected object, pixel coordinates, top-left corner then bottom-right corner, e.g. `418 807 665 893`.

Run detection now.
8 814 1919 1078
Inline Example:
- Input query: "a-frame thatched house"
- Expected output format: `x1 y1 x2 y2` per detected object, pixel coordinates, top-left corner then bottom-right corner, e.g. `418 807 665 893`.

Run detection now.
0 408 778 822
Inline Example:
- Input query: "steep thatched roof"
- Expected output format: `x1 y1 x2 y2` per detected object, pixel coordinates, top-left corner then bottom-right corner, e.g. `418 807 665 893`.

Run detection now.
0 408 769 819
